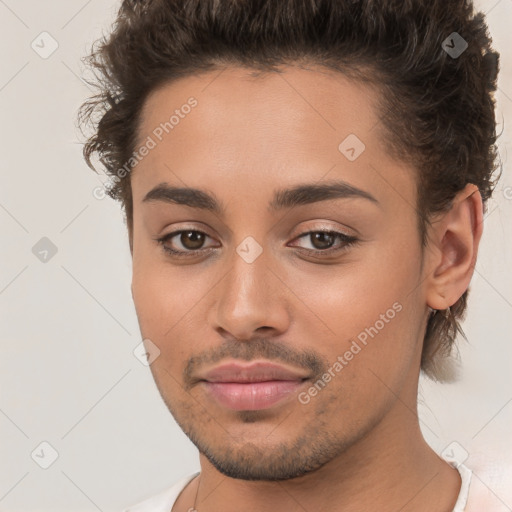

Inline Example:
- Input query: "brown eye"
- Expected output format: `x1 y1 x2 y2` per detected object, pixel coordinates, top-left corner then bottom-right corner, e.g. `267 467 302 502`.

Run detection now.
179 230 206 250
309 232 336 250
289 230 359 257
155 229 218 258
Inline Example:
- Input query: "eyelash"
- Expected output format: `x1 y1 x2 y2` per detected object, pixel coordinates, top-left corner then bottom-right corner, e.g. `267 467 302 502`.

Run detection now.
154 228 359 259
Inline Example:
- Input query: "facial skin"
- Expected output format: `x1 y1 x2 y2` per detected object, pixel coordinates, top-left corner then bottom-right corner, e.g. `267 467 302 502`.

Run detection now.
129 66 482 511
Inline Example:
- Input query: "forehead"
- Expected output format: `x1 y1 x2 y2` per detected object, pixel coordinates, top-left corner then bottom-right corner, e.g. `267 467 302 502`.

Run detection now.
131 65 414 209
136 64 380 152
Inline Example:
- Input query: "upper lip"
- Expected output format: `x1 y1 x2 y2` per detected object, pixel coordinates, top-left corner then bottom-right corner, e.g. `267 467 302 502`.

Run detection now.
199 361 310 383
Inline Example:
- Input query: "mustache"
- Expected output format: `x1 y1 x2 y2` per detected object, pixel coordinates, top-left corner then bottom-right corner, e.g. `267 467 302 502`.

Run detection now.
183 338 329 391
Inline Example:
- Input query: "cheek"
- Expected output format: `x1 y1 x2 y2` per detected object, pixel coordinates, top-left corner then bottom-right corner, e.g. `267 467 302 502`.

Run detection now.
131 237 201 327
293 245 418 333
290 236 423 385
288 285 420 432
131 250 217 372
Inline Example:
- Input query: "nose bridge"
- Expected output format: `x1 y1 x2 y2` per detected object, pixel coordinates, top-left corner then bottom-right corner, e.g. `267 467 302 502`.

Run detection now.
211 234 289 338
224 237 275 310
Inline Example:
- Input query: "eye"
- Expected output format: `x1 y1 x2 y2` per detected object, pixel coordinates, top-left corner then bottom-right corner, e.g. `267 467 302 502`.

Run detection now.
155 229 218 258
289 229 358 256
154 227 359 260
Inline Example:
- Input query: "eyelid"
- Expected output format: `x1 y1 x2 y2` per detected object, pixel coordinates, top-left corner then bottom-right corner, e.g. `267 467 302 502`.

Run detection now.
157 222 215 240
290 222 356 239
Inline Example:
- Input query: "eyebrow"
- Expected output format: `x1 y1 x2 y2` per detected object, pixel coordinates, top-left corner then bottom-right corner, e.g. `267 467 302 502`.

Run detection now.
142 179 379 215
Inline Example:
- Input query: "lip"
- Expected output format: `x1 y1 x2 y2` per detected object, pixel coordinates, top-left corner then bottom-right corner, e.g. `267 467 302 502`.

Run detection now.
201 361 310 383
199 361 309 411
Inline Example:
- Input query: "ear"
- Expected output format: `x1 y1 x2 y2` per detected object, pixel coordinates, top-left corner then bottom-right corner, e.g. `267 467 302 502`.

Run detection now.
425 184 483 310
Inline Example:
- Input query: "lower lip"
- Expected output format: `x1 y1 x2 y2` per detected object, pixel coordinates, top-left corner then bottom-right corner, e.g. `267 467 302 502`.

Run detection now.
203 380 305 411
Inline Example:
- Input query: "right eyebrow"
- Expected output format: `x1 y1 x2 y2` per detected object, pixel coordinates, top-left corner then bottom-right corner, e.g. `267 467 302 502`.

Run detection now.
143 183 223 214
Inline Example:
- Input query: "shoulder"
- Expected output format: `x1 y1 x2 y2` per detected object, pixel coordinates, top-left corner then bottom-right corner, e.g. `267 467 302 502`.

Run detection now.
122 472 199 512
464 457 512 511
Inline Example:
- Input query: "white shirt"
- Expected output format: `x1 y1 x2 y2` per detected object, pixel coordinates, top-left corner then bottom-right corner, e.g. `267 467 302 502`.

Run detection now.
122 463 473 512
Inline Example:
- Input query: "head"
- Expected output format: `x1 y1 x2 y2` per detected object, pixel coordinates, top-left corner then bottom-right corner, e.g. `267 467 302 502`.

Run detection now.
79 0 500 481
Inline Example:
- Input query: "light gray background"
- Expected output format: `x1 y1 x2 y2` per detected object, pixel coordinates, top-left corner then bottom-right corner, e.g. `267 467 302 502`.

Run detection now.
0 1 511 511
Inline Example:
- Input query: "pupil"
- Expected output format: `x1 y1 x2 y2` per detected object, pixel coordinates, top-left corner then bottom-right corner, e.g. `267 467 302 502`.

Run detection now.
182 231 204 249
312 232 334 249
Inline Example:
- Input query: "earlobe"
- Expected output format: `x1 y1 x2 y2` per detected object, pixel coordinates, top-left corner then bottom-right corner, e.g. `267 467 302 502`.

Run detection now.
425 184 483 311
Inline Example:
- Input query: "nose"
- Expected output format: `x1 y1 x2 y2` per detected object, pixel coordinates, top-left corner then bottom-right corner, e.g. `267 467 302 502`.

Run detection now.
209 245 291 341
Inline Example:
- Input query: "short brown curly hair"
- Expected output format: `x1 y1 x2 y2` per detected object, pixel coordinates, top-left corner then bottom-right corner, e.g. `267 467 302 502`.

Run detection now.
78 0 501 381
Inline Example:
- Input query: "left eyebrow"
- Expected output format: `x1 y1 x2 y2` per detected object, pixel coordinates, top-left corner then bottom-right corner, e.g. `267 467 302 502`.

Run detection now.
269 180 379 211
142 179 379 216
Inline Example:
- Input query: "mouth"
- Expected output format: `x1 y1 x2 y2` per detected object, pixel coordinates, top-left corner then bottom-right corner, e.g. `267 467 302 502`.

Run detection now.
198 361 310 411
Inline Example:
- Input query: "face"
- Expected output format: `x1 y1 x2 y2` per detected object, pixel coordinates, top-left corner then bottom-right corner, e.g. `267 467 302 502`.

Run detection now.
130 65 429 480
